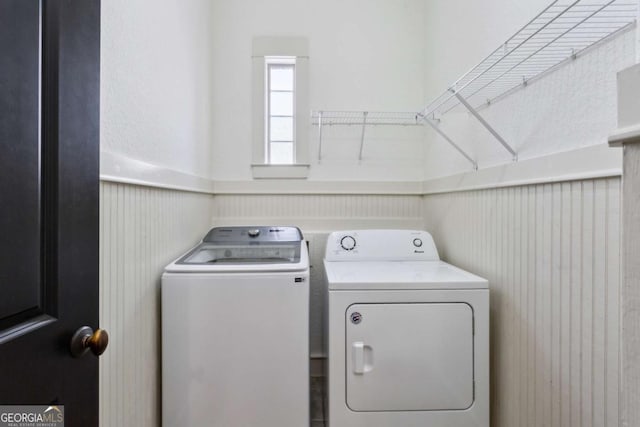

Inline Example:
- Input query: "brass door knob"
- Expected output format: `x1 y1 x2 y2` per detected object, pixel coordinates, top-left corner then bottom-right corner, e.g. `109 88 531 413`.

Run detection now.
70 326 109 358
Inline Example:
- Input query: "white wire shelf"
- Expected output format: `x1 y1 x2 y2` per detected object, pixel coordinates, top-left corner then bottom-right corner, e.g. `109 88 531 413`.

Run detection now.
311 111 424 161
312 1 637 167
423 0 638 118
420 0 637 168
311 111 423 126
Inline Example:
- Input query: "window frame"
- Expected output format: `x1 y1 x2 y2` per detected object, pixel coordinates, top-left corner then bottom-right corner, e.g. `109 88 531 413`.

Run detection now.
251 37 309 179
265 58 296 165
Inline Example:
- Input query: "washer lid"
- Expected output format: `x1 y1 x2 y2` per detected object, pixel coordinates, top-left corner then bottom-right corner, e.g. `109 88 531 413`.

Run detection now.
164 241 309 273
324 260 488 290
164 226 309 273
178 242 302 265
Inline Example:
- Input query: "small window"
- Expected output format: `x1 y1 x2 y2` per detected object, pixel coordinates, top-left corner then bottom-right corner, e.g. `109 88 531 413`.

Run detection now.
251 37 309 179
265 57 295 164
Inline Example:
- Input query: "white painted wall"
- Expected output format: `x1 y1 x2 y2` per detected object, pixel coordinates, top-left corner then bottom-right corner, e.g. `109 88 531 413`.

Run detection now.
423 0 550 101
422 0 635 179
611 63 640 427
209 0 427 182
621 143 640 427
101 0 214 178
100 0 636 186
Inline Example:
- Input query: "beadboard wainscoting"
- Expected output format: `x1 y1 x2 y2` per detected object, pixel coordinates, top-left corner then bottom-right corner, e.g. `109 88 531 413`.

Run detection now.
99 182 214 427
423 177 621 427
212 194 424 231
212 193 424 358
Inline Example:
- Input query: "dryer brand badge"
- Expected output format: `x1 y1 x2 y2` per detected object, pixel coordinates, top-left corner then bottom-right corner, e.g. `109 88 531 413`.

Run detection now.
350 312 362 324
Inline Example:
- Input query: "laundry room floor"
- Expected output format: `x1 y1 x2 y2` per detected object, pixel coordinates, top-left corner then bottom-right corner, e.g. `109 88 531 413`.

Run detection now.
310 374 325 426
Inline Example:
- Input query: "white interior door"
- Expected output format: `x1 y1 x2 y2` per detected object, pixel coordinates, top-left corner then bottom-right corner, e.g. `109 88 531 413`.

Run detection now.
346 303 474 412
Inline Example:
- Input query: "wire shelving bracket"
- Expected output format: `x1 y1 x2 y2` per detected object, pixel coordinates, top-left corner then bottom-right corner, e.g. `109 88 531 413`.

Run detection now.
420 114 478 170
421 0 638 165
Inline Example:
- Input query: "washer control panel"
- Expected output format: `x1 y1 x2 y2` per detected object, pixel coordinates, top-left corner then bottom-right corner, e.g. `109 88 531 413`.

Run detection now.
325 230 439 261
203 226 303 243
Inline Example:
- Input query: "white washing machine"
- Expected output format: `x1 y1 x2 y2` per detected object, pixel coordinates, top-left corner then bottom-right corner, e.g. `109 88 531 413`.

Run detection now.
162 226 309 427
324 229 489 427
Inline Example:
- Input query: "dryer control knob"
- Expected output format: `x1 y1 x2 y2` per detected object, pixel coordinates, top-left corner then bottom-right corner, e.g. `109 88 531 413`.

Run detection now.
248 229 261 237
340 235 357 251
413 238 423 248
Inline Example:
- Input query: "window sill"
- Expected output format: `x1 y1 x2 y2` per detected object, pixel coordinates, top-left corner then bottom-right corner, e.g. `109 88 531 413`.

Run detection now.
251 164 310 179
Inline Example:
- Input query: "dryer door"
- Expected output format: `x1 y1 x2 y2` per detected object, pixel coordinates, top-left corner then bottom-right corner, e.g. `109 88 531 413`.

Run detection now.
346 303 474 412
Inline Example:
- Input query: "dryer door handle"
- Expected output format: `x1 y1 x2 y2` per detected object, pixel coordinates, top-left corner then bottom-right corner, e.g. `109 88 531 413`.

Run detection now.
352 342 374 374
352 342 365 374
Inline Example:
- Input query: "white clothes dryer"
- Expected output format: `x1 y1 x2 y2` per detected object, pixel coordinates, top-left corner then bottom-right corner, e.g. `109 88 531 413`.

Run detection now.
162 226 309 427
324 229 489 427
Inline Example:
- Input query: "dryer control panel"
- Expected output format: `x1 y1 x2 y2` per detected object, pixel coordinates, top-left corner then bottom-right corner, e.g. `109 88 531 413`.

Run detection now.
325 230 439 261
